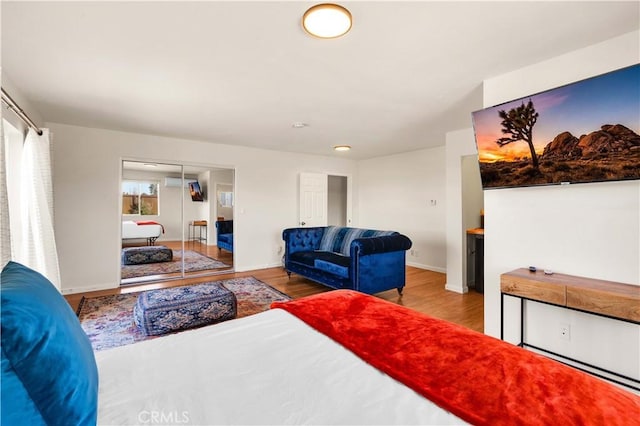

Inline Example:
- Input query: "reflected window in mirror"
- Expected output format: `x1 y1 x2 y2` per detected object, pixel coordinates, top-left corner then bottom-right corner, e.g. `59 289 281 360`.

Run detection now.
218 191 233 208
122 180 160 216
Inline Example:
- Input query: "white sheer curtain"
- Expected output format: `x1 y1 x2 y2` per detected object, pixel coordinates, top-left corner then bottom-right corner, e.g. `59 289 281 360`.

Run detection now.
0 122 11 267
18 128 61 289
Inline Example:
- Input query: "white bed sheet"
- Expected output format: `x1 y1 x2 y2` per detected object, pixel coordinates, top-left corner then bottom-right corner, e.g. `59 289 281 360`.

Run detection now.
122 221 162 240
96 309 467 425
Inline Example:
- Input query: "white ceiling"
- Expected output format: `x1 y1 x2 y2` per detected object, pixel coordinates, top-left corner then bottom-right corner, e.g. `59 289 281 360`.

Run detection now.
2 1 638 160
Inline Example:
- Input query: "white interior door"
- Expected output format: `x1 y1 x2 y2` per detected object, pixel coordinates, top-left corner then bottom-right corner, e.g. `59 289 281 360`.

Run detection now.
299 172 328 227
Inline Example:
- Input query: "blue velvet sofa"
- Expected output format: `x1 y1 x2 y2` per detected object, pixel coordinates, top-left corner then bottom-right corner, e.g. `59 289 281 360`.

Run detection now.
216 220 233 253
282 226 412 295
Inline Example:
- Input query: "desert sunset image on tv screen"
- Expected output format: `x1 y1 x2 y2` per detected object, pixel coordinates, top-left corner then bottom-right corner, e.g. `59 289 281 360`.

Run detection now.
472 64 639 189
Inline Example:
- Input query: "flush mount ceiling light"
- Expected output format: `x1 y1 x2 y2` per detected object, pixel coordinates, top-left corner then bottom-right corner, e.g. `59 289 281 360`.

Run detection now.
333 145 351 152
292 122 309 128
302 3 352 39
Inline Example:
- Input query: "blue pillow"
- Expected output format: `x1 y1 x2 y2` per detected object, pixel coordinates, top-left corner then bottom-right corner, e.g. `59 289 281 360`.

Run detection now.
1 351 46 425
1 261 98 426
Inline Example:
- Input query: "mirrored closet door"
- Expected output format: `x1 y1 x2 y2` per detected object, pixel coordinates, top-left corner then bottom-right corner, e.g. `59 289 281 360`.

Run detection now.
120 160 234 285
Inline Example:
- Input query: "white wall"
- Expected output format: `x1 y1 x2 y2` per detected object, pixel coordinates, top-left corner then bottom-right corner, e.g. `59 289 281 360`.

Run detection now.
357 146 446 272
482 30 639 379
49 122 356 294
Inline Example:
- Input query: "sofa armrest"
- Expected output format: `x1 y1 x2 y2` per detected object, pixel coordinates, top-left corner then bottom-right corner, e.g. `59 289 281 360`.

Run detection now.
351 234 412 256
283 227 325 254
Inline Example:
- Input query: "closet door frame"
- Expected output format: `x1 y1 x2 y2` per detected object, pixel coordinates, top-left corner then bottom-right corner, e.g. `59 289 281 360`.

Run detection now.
119 159 235 285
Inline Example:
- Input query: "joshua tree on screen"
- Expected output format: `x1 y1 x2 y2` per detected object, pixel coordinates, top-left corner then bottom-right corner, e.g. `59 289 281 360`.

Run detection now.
496 99 540 171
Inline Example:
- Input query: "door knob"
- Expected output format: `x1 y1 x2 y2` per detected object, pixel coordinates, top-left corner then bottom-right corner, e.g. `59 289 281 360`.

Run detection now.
300 221 306 226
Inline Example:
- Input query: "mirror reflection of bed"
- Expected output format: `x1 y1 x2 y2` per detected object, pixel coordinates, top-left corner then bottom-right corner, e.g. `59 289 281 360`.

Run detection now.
121 161 234 286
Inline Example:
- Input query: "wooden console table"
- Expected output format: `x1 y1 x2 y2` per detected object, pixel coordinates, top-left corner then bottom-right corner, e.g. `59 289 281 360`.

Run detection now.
500 268 639 390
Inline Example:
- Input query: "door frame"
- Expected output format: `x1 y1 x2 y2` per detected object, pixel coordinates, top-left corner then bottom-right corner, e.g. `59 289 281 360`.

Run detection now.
119 157 236 285
298 172 353 227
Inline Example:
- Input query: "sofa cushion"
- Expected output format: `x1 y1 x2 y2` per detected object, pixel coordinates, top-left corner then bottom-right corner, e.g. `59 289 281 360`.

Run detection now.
218 233 233 244
319 226 397 256
289 250 351 268
0 261 99 426
314 259 349 278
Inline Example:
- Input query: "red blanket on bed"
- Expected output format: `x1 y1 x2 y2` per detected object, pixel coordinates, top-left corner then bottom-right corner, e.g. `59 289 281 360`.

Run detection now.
135 220 164 233
272 290 640 426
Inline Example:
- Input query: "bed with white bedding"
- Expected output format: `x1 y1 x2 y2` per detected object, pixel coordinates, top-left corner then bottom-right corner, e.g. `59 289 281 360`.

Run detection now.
121 220 163 245
96 308 463 425
96 290 639 426
2 261 638 426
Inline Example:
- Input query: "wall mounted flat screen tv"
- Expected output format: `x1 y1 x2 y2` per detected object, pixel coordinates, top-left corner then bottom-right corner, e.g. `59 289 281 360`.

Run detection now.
472 64 639 189
189 181 204 202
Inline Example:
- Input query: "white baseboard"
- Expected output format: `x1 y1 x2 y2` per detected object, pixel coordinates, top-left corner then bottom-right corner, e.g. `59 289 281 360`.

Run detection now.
445 283 469 294
62 282 119 295
235 261 283 273
406 261 446 274
61 261 440 294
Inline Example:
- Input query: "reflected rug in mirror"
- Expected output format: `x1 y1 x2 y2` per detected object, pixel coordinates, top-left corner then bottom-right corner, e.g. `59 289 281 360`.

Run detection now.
77 277 291 351
121 249 230 279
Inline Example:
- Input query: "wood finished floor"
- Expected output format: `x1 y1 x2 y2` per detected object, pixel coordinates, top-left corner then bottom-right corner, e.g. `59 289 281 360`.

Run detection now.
66 245 484 333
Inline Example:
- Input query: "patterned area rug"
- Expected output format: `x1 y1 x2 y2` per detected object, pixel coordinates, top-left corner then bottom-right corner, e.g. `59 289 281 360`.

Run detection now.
77 277 291 351
121 249 229 279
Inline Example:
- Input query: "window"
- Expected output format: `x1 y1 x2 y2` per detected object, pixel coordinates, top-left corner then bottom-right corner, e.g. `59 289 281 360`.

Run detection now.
218 191 233 208
122 180 159 215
